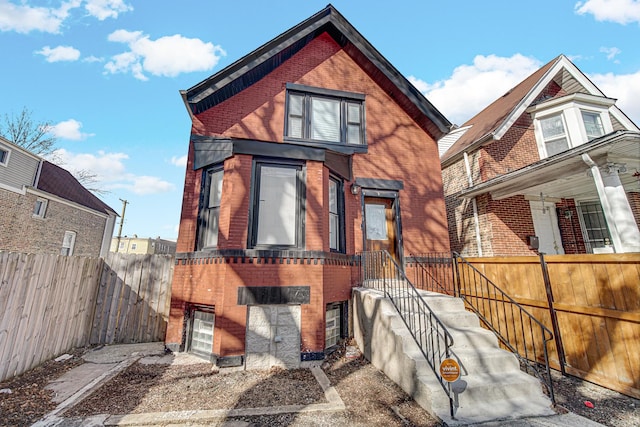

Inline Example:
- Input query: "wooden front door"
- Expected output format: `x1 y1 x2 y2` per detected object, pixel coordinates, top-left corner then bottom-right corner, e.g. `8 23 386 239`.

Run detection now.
364 197 398 262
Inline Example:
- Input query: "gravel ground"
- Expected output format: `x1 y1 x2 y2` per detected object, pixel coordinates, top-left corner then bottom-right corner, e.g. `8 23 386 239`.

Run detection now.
1 342 639 427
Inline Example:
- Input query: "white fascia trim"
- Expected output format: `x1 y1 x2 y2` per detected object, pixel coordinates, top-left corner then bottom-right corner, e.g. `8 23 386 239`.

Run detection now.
25 187 109 219
0 182 27 195
494 55 607 140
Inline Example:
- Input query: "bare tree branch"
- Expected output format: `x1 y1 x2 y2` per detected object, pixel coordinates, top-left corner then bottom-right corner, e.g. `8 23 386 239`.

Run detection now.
1 107 108 196
0 107 57 156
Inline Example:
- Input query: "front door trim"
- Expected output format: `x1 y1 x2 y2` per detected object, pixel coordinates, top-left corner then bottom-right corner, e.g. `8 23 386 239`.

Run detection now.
360 188 404 267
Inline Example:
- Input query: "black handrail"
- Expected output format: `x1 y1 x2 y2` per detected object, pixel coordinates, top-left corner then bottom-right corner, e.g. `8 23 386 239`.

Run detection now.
359 250 456 418
452 252 555 403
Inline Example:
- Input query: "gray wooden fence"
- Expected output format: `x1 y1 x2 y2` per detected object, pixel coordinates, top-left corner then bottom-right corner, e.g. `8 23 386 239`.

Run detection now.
0 251 174 382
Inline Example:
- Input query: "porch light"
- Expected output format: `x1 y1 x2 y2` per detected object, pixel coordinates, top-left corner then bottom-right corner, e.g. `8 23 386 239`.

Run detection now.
351 183 360 195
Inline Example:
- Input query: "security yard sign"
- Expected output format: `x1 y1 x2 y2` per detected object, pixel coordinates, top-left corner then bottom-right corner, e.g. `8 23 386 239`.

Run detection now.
439 358 461 382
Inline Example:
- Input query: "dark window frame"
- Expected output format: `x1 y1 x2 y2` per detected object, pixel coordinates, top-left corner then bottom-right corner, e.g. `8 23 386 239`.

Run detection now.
196 164 224 251
329 175 346 253
284 83 366 147
248 158 306 250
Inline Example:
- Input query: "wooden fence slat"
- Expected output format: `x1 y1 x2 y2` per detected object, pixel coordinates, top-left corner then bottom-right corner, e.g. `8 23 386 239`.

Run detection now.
122 255 144 343
90 263 112 344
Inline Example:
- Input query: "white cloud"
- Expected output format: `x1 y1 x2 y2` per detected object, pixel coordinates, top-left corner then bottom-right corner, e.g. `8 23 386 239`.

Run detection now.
170 155 187 167
51 148 174 195
575 0 640 24
588 70 640 124
0 0 80 34
122 176 175 195
410 54 542 125
600 46 621 61
84 0 132 20
49 119 94 140
83 55 103 63
105 29 226 80
0 0 130 34
36 45 81 62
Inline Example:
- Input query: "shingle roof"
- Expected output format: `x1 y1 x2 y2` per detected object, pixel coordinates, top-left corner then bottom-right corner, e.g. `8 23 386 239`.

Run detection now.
37 161 116 215
181 4 452 140
440 56 559 164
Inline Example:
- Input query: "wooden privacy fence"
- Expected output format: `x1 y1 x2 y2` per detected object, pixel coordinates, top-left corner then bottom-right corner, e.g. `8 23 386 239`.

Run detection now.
458 253 640 399
91 252 173 345
0 251 174 382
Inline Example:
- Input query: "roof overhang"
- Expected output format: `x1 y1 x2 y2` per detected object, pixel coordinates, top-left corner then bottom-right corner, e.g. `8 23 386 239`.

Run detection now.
459 130 640 201
181 5 451 140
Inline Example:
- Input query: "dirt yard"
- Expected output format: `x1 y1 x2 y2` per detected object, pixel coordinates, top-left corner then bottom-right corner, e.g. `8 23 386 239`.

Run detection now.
1 342 639 427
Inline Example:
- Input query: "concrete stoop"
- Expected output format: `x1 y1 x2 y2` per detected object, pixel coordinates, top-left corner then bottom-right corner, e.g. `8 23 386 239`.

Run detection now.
353 287 555 426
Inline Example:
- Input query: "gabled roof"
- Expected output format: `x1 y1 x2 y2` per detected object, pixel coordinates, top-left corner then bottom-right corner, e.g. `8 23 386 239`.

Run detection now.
181 4 451 140
37 161 116 215
440 54 639 165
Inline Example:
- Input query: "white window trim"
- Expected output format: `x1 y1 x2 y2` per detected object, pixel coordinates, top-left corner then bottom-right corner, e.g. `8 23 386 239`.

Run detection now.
33 198 48 219
61 231 77 256
529 94 614 159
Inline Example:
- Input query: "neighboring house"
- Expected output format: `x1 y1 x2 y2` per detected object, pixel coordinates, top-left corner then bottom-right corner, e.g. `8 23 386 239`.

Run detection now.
167 5 451 366
0 136 117 257
110 235 176 255
441 54 640 257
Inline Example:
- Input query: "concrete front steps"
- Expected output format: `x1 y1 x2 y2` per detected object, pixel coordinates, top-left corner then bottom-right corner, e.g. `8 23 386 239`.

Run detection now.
353 287 555 426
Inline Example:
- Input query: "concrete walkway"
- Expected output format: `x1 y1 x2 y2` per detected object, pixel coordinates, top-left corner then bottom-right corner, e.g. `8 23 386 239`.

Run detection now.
32 343 604 427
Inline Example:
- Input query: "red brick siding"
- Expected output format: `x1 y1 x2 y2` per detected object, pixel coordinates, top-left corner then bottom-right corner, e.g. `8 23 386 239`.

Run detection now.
170 31 449 356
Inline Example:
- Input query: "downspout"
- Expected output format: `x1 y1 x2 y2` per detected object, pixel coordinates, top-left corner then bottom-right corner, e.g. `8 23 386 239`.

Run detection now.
463 152 483 256
580 153 623 251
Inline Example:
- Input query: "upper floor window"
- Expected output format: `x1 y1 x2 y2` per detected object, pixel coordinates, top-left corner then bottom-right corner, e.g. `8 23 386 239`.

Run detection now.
581 111 605 140
33 198 48 218
540 114 569 157
285 83 365 146
197 166 224 250
0 146 9 166
249 160 305 249
528 93 615 159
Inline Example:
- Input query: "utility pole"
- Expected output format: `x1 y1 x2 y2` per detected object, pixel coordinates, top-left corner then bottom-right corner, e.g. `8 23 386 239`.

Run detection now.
115 199 129 253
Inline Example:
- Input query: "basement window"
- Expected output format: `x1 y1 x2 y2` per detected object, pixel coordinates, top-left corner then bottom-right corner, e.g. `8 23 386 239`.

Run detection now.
187 306 215 359
325 302 347 350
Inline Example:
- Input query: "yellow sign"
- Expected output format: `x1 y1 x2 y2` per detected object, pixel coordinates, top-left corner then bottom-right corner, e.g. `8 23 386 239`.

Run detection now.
439 358 461 382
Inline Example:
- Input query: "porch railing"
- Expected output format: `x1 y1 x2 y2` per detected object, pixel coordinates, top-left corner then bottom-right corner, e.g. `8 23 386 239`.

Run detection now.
452 252 555 403
410 252 455 295
360 250 456 418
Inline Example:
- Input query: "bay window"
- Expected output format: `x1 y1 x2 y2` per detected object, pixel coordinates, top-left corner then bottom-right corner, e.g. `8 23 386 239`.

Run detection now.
329 177 345 252
249 160 305 248
197 166 224 250
529 93 615 159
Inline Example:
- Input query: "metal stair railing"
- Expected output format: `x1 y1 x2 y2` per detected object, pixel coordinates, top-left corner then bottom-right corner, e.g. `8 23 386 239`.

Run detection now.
452 252 555 403
360 250 457 418
410 252 455 295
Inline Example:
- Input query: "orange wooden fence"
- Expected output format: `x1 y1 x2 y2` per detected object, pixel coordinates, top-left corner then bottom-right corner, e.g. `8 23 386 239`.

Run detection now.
460 253 640 399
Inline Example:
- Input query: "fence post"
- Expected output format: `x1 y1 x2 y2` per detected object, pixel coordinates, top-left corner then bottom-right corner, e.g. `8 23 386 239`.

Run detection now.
452 253 460 298
539 253 566 375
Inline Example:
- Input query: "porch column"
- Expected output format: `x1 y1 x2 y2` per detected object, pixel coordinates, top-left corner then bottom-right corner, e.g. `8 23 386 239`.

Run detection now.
583 154 640 253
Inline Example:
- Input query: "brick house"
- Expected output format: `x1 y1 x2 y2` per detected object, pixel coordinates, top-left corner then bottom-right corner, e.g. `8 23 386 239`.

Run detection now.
166 5 452 367
441 55 640 257
0 136 117 257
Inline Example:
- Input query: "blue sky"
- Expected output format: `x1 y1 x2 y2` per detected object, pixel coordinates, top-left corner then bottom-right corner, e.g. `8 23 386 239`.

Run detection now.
2 0 639 241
